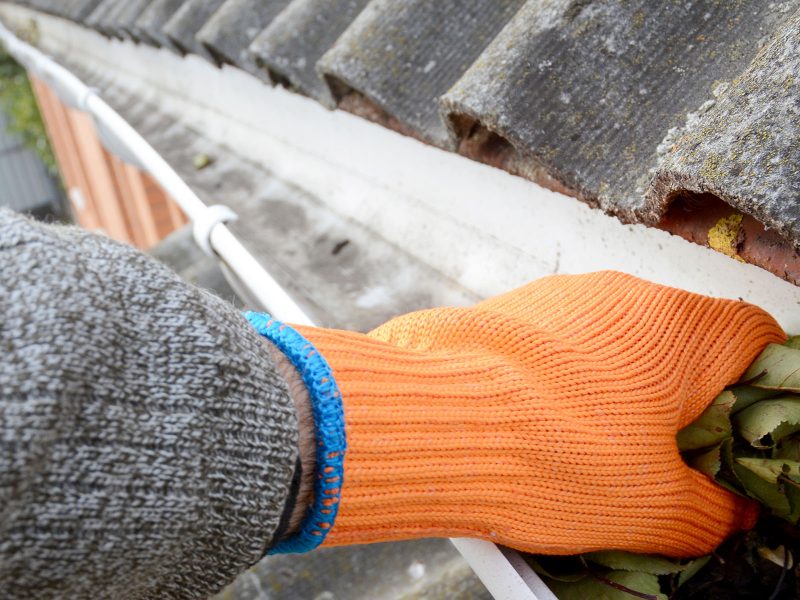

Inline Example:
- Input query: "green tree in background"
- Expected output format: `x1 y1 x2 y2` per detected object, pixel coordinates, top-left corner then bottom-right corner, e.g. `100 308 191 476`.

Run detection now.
0 48 58 176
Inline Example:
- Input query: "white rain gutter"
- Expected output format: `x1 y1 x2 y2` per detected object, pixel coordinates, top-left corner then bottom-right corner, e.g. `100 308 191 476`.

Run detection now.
0 21 556 600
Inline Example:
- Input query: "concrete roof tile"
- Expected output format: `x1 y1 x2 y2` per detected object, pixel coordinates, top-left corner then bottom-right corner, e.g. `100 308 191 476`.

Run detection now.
249 0 369 105
197 0 291 68
134 0 186 50
317 0 524 147
651 11 800 248
442 0 799 226
163 0 226 60
11 0 800 280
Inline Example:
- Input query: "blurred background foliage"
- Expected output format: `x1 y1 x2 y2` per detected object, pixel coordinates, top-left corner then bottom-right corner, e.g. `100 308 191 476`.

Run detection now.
0 47 58 176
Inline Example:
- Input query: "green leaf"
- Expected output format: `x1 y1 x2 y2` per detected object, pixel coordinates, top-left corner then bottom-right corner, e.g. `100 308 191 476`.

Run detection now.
0 50 58 176
742 344 800 391
732 460 791 517
736 458 800 523
717 437 740 480
684 444 722 478
733 398 800 448
784 336 800 350
677 391 735 451
545 570 666 600
783 484 800 524
729 385 780 414
735 459 800 523
734 458 800 484
710 437 747 495
677 556 711 587
773 434 800 461
585 550 705 575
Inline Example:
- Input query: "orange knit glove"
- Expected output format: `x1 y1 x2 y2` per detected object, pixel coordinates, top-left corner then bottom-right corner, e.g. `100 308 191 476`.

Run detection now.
294 271 785 557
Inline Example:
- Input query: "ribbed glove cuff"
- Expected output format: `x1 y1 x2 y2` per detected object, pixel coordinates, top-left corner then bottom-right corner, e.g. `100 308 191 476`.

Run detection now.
245 312 346 554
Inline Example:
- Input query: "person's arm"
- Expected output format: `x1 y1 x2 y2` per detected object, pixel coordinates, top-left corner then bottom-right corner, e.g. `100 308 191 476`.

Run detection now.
0 208 305 599
2 207 787 598
248 271 785 558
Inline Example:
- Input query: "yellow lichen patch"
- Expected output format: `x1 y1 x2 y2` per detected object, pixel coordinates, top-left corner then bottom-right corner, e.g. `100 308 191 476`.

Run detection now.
708 214 745 262
700 155 725 182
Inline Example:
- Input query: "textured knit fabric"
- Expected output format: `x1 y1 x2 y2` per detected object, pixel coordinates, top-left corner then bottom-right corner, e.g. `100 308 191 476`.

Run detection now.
0 208 299 600
296 271 786 557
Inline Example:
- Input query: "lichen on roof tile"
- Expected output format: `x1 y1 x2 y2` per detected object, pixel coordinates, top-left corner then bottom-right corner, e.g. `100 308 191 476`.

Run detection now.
317 0 525 147
196 0 291 68
442 0 799 220
651 7 800 248
249 0 370 106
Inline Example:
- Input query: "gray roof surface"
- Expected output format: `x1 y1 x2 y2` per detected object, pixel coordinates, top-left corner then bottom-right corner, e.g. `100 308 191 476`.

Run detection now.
134 0 185 50
651 10 800 248
442 0 800 226
12 0 800 277
197 0 291 69
249 0 370 104
317 0 525 146
111 0 153 40
164 0 226 59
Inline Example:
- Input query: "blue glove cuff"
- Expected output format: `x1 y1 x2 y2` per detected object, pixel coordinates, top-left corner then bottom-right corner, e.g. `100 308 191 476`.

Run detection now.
245 311 346 554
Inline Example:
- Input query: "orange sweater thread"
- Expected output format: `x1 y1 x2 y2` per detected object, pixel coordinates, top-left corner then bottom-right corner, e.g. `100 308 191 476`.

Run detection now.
296 272 784 557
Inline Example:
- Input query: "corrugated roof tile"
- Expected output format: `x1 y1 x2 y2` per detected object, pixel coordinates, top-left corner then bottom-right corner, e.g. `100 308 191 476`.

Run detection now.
163 0 226 59
71 0 105 21
196 0 291 68
54 0 104 21
317 0 524 147
85 0 123 35
249 0 370 105
441 0 798 222
651 9 800 247
134 0 186 50
98 0 135 38
112 0 154 41
9 0 800 280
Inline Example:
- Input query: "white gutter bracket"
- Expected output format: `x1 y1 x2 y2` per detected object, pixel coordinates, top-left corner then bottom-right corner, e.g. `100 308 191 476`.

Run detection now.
192 204 238 257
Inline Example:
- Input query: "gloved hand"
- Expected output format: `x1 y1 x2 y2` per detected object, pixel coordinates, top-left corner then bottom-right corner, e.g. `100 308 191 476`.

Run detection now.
265 272 786 557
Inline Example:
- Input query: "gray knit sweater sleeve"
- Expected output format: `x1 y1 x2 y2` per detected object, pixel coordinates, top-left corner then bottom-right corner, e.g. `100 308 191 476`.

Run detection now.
0 208 299 599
